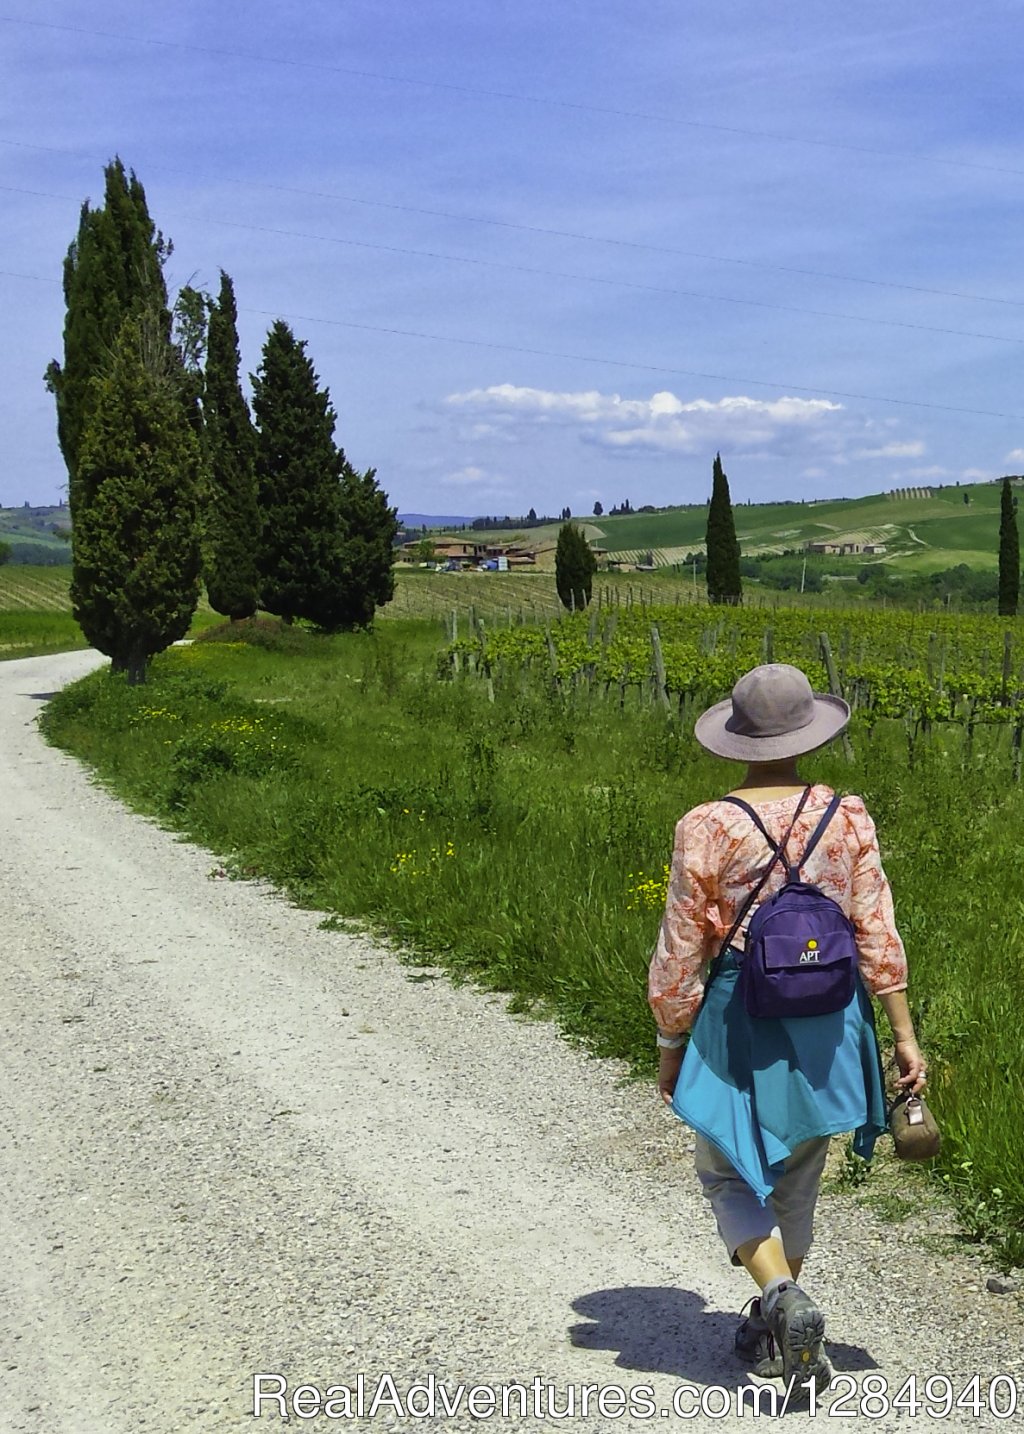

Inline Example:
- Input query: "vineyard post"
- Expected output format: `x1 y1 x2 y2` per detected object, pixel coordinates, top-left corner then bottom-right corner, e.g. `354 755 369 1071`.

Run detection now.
762 626 774 663
1002 630 1013 707
650 624 671 712
819 632 854 761
587 607 599 644
451 609 461 674
1014 719 1023 783
545 624 560 687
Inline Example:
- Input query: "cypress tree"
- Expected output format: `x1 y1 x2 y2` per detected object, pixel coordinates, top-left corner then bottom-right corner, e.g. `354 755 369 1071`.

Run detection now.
203 272 260 620
252 321 346 625
326 464 399 630
72 315 202 683
555 522 596 610
998 475 1020 617
705 452 742 605
45 157 171 500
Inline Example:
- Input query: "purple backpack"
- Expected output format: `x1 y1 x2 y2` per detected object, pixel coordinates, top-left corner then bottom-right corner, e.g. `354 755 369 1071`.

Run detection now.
719 787 859 1020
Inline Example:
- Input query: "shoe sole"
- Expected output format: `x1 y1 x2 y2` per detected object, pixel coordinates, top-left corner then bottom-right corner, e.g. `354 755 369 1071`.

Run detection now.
776 1305 830 1398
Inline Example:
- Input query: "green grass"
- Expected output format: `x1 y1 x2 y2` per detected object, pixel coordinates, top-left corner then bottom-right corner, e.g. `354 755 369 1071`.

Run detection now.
0 610 88 659
38 614 1024 1268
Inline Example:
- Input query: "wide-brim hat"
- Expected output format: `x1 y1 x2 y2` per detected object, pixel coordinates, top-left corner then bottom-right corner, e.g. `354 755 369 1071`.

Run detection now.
694 662 850 762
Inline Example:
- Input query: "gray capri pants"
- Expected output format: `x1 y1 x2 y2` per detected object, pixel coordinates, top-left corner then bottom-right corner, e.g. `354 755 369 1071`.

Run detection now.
694 1133 831 1266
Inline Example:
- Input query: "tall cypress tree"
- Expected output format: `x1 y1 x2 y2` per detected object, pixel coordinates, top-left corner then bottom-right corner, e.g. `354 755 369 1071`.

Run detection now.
252 321 346 625
329 464 399 630
705 452 742 605
998 475 1020 617
72 315 202 683
45 157 171 501
555 522 597 610
203 272 260 620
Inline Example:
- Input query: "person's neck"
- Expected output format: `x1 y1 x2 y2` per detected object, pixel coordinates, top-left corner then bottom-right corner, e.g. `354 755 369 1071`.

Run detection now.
734 761 805 794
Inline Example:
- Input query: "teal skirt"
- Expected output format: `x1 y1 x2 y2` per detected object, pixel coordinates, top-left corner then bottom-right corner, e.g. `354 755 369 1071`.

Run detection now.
671 947 888 1202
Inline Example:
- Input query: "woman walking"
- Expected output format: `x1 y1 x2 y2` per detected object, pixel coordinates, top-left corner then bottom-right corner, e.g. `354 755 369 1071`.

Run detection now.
649 664 927 1396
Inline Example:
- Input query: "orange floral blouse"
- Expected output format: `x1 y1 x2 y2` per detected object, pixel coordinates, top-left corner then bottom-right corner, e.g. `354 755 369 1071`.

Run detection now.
648 783 908 1036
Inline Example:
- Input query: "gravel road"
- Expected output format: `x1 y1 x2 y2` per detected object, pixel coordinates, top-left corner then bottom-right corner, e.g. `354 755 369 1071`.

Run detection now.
1 648 1020 1432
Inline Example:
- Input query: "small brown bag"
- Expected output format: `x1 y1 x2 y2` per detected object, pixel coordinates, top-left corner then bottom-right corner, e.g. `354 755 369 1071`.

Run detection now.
888 1091 941 1161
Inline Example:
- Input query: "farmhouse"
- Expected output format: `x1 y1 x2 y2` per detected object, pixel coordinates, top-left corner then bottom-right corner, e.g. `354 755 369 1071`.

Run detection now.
400 537 540 568
805 541 887 557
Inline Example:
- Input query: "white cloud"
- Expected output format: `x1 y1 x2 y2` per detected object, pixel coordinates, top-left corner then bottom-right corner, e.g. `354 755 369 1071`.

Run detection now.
854 440 926 459
1006 449 1024 465
445 385 843 457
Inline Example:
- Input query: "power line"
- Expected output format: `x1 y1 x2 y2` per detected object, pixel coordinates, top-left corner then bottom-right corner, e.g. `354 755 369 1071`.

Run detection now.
4 264 1020 419
4 139 1023 311
235 305 1024 423
4 14 1024 182
205 215 1024 348
8 181 1022 347
0 267 60 283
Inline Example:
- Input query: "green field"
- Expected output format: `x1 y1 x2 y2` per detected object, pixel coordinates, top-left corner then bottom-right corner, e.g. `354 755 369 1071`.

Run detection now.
455 480 1013 575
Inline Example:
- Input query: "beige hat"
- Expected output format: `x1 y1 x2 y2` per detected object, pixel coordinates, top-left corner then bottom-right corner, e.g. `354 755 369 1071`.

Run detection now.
694 663 850 762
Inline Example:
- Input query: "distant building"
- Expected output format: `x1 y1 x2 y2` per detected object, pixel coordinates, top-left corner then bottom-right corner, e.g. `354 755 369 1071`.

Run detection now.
805 540 887 557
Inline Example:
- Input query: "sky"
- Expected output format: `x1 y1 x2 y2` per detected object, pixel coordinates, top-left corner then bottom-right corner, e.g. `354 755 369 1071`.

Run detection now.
3 2 1024 515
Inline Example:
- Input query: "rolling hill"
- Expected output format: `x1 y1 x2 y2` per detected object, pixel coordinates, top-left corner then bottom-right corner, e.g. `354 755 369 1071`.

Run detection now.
0 504 71 563
452 482 1015 575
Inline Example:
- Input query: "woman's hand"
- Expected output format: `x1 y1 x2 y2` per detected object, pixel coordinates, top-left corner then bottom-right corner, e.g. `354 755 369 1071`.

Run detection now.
893 1036 928 1094
658 1046 685 1105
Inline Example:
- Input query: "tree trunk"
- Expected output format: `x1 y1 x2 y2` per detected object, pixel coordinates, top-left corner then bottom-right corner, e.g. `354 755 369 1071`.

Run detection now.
126 653 147 685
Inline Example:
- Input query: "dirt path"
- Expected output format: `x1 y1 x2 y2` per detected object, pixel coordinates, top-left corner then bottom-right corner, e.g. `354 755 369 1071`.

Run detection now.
0 650 1019 1431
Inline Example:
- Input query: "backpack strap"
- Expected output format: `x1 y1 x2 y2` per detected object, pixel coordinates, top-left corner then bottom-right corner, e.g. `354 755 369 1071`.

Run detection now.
788 792 844 882
706 786 813 988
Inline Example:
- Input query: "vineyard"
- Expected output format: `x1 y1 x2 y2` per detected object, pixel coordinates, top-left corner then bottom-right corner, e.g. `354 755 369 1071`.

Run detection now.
449 602 1024 737
0 564 74 610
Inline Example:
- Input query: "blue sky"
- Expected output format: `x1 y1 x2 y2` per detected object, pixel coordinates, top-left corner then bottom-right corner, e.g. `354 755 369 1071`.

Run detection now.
3 2 1024 514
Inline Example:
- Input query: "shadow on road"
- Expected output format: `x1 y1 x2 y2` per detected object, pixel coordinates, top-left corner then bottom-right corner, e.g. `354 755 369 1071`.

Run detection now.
20 692 61 701
569 1286 877 1383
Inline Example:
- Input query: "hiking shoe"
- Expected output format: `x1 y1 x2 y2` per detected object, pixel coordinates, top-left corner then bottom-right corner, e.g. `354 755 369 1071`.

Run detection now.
734 1298 784 1378
765 1284 831 1400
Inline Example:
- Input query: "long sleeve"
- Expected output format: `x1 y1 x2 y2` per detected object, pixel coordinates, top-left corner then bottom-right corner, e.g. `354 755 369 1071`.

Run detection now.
648 810 717 1036
845 797 908 996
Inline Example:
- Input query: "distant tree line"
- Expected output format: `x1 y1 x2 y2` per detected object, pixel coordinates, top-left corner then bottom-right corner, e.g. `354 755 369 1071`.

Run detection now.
469 510 567 530
45 159 397 682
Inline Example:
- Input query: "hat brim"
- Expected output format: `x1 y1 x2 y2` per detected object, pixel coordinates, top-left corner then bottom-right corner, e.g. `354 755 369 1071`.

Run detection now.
693 693 850 762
